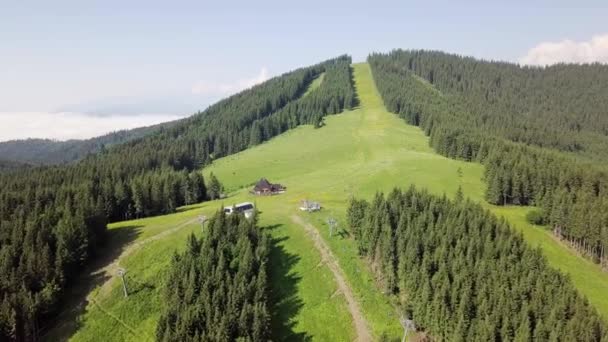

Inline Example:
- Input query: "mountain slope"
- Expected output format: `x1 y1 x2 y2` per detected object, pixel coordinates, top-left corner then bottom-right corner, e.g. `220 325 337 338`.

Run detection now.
0 55 355 342
370 50 608 159
53 63 608 341
206 63 608 334
11 56 608 340
48 62 420 341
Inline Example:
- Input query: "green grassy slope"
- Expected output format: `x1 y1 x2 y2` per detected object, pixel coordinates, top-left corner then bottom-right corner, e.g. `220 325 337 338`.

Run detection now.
50 62 608 342
204 63 486 339
43 71 357 341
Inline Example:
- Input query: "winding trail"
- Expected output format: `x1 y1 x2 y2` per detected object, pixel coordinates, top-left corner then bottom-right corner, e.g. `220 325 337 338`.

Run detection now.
92 217 198 299
291 215 373 342
41 217 198 341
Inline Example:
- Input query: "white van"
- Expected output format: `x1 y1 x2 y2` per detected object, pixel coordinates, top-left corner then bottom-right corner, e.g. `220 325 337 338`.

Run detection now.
224 202 255 219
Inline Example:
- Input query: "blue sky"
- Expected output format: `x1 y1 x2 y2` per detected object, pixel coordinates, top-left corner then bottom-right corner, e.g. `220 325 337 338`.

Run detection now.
1 1 607 140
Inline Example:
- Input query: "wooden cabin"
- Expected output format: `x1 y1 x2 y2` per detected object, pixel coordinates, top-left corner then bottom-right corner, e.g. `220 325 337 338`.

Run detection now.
252 178 286 195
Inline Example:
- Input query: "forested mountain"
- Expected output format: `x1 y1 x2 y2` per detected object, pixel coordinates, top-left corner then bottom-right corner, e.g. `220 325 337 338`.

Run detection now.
370 50 608 159
369 50 608 159
348 187 607 341
157 210 270 341
0 121 176 166
0 55 355 341
369 50 608 270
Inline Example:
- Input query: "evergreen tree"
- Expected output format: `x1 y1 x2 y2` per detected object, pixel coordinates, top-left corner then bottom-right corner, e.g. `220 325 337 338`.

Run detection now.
156 211 270 341
455 185 464 202
249 121 263 146
207 172 223 200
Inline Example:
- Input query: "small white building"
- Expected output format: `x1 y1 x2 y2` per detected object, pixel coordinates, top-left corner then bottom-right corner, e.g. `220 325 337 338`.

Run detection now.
224 202 255 219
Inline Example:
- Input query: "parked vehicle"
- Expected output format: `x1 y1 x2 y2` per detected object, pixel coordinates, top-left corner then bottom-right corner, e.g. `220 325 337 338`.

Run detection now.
224 202 255 218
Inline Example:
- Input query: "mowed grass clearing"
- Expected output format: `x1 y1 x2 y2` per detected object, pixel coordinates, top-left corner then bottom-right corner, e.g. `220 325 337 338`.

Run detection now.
303 72 325 97
205 63 486 340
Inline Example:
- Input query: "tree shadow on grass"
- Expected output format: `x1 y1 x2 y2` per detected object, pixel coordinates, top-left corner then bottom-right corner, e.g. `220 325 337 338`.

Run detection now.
267 229 312 342
125 277 156 296
40 225 143 341
349 65 361 109
337 228 351 239
174 202 206 213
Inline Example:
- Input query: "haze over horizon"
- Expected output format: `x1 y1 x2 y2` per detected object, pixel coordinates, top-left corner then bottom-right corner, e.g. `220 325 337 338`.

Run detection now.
2 0 608 141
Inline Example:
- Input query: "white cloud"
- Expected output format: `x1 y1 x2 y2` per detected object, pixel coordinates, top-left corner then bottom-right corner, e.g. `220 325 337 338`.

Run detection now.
520 33 608 66
191 67 270 96
0 112 186 142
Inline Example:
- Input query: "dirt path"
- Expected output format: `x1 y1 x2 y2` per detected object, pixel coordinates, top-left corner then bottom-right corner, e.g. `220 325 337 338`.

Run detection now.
90 297 140 337
41 217 198 341
291 215 373 342
93 217 198 299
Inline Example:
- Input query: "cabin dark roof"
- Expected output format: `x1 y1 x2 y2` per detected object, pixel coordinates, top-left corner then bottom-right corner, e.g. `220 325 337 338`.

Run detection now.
253 178 284 193
254 178 273 191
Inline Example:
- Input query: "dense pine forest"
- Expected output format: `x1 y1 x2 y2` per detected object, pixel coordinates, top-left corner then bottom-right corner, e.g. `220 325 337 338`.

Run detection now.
0 121 176 166
368 50 608 269
0 55 355 341
348 187 607 341
156 211 270 341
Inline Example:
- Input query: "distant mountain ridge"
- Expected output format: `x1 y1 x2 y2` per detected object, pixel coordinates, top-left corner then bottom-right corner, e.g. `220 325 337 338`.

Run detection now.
0 159 31 172
0 120 180 165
